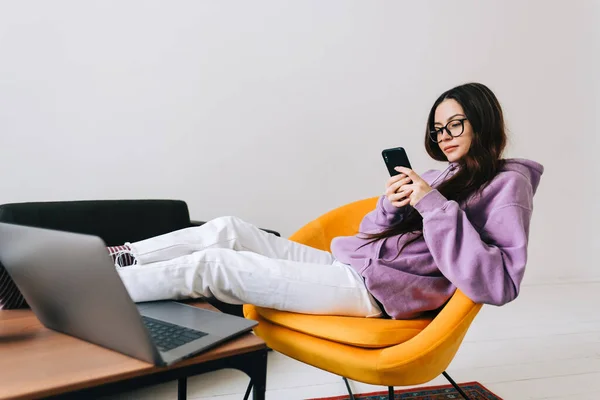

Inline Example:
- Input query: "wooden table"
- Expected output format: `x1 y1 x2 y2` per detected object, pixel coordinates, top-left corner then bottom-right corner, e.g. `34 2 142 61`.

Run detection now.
0 300 268 400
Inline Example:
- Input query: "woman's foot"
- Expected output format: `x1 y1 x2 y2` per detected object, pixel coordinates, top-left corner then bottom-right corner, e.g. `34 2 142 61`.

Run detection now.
107 244 138 268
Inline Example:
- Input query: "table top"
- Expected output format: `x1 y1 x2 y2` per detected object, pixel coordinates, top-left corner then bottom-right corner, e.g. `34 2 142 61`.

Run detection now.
0 300 265 400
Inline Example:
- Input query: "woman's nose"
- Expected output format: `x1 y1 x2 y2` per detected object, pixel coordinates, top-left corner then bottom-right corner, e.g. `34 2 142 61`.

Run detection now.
440 128 453 140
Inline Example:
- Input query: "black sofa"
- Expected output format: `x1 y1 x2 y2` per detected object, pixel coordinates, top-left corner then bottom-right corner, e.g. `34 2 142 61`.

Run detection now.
0 199 280 316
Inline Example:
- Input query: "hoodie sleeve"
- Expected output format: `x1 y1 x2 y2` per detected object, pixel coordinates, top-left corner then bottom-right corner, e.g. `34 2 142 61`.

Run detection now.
359 195 408 232
413 178 534 306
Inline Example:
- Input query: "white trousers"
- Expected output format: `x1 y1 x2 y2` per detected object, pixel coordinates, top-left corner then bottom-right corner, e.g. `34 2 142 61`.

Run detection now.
117 216 382 317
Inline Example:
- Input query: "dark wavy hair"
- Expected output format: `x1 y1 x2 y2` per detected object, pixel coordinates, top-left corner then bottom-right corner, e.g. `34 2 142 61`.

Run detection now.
359 82 508 255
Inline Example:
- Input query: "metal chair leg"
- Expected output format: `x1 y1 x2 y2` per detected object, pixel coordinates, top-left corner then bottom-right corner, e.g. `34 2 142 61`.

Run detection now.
342 377 356 400
344 373 468 400
442 371 471 400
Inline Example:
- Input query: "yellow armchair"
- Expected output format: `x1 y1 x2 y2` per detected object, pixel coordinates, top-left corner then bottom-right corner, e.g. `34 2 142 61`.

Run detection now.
243 197 482 400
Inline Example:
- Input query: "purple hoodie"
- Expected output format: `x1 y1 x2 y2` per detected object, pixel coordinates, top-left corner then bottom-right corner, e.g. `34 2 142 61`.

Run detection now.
330 158 544 319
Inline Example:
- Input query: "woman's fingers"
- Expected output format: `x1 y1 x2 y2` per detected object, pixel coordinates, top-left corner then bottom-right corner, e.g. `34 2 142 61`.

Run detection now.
394 167 419 182
390 187 413 202
386 174 405 190
391 197 411 208
393 177 412 192
385 172 415 208
385 176 412 195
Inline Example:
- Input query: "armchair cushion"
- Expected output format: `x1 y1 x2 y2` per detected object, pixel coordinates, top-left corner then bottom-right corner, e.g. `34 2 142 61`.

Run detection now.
253 306 434 348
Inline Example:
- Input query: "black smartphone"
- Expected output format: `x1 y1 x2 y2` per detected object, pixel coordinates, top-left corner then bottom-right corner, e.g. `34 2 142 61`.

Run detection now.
382 147 412 176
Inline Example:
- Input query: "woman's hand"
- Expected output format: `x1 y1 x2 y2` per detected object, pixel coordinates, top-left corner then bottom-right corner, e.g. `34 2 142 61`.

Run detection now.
385 172 413 208
392 167 433 207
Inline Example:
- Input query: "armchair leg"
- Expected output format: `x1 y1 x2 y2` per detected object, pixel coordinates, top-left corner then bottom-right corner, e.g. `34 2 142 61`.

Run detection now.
344 374 469 400
442 371 471 400
342 377 356 400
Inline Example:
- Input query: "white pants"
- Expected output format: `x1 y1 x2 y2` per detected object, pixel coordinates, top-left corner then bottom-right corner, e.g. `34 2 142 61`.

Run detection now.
117 216 382 317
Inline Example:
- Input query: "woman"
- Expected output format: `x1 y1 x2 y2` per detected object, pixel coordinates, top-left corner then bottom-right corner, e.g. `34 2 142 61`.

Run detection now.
113 82 544 320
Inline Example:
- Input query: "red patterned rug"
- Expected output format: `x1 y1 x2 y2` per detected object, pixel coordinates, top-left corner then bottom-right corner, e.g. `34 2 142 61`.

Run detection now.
306 381 503 399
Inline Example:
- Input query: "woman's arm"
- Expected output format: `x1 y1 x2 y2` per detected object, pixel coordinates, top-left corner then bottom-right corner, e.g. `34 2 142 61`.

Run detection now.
413 181 534 306
359 195 408 232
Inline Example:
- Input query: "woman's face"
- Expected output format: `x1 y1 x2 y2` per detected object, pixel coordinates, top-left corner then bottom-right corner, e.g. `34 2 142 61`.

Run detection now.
433 99 473 163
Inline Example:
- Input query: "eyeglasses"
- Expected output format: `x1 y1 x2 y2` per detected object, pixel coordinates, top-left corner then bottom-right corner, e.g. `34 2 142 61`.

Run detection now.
429 118 468 143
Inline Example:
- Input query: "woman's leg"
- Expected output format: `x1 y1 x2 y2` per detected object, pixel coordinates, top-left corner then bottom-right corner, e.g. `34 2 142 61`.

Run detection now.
117 248 382 317
127 216 334 265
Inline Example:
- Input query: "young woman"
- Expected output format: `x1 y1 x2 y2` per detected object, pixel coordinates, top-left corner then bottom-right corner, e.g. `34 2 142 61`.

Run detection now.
113 82 544 320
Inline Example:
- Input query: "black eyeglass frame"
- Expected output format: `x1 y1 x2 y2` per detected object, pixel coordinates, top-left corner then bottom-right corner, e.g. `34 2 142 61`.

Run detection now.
429 118 468 143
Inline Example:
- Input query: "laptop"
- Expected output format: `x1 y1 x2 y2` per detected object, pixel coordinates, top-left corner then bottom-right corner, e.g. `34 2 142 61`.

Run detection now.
0 222 257 366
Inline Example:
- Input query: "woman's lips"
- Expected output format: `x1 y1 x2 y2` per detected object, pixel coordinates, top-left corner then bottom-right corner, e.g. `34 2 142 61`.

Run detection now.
444 145 459 152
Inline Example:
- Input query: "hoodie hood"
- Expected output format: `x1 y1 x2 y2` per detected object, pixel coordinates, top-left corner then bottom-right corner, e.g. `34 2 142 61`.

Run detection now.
501 158 544 194
436 158 544 194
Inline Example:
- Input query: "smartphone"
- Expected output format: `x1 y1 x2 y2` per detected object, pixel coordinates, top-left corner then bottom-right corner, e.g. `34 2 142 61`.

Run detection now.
382 147 412 176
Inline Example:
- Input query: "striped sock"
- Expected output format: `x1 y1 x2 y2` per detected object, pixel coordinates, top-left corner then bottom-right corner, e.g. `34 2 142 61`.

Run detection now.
107 244 137 268
0 266 27 309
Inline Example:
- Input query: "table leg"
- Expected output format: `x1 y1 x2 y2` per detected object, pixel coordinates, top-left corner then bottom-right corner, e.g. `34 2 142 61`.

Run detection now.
243 380 253 400
229 350 268 400
178 377 187 400
251 354 267 400
42 349 268 400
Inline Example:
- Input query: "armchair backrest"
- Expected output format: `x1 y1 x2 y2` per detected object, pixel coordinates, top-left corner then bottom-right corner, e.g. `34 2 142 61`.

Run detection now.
289 197 379 251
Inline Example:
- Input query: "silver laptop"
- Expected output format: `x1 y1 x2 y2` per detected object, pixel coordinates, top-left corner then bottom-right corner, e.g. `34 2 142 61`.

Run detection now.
0 222 257 366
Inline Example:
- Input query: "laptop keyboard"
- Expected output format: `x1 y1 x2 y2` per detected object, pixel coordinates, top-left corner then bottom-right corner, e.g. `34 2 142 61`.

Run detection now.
141 316 208 352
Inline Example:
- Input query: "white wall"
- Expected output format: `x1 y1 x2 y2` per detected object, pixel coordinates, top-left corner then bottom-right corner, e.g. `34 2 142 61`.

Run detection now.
0 1 598 284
